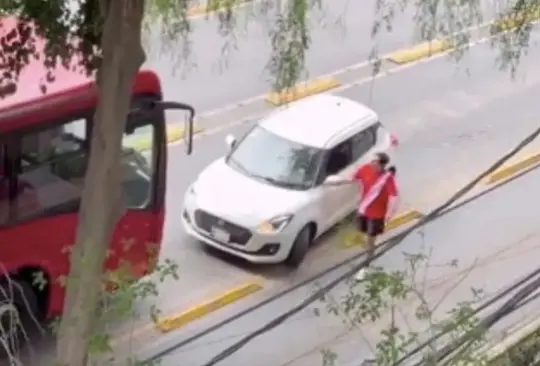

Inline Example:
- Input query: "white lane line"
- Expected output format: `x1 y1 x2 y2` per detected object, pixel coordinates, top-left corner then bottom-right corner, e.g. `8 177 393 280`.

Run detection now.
453 90 484 110
421 101 464 119
170 34 495 148
193 20 494 121
171 21 540 148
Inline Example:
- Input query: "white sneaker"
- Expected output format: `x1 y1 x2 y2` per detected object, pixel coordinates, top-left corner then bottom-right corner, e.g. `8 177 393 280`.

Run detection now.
354 268 367 281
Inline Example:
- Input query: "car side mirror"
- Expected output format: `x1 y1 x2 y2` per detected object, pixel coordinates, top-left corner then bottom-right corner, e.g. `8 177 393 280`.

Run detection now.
324 175 343 185
225 134 236 149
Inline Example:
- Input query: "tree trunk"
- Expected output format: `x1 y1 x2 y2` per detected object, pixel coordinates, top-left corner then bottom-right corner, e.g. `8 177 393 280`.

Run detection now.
55 1 146 365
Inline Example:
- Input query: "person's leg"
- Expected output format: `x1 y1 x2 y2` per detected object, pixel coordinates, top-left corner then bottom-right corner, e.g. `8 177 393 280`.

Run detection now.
364 234 376 262
355 217 384 281
365 218 385 261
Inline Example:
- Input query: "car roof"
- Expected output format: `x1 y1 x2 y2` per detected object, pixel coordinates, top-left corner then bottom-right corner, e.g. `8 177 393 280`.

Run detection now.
260 94 378 149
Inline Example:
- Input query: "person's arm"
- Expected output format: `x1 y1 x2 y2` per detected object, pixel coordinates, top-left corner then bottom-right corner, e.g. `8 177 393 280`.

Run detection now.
385 176 400 220
324 166 365 186
323 178 356 186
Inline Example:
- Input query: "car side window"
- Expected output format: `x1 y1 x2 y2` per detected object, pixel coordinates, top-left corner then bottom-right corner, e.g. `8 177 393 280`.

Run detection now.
350 126 376 162
324 140 353 176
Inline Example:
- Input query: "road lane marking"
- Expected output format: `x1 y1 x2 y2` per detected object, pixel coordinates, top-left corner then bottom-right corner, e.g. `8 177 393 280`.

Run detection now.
155 281 263 333
111 279 263 346
491 4 540 33
453 90 484 110
386 39 453 64
485 152 540 185
127 123 204 151
385 210 423 231
421 100 463 119
170 20 533 147
339 210 423 249
188 20 495 122
188 0 253 19
265 77 341 106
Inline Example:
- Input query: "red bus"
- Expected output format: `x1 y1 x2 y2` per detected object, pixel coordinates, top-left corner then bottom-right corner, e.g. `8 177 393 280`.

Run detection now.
0 27 195 349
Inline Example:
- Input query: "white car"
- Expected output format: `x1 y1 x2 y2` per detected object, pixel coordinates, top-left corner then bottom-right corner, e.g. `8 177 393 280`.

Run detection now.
182 94 398 266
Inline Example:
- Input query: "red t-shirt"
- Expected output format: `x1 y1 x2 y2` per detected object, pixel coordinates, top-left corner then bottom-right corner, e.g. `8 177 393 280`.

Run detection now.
354 164 397 219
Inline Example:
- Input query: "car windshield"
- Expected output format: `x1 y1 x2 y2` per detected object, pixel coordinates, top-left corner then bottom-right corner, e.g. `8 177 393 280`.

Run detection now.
227 126 323 190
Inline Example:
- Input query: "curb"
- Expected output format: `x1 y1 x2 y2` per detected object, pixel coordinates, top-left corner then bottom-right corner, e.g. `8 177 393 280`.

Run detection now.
491 5 540 33
188 0 253 18
485 152 540 185
125 123 204 152
265 77 341 106
386 39 452 64
156 282 263 333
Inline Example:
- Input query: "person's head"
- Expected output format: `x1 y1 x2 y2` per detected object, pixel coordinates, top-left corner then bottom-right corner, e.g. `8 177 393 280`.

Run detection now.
371 152 390 172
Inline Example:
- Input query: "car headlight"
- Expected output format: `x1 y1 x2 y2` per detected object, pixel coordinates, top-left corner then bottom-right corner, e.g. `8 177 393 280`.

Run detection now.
256 214 294 234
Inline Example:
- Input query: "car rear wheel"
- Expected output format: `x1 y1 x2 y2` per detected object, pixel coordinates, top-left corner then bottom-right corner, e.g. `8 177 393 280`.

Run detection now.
0 280 38 359
285 226 313 267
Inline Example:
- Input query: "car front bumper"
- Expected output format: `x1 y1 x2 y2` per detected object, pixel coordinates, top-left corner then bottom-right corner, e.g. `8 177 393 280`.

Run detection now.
181 205 295 264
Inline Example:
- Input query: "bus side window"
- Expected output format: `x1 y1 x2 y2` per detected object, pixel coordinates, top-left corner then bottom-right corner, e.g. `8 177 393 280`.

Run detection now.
0 139 38 225
11 117 89 222
0 107 156 226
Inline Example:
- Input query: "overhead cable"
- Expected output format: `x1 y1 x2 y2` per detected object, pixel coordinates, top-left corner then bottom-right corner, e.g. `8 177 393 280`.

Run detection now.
395 264 540 365
418 275 540 366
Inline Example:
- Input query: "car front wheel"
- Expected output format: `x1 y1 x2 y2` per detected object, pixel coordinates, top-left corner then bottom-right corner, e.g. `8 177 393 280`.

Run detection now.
284 226 312 267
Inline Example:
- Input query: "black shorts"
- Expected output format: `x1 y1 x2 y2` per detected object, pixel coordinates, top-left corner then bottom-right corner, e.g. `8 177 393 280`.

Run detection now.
356 215 385 237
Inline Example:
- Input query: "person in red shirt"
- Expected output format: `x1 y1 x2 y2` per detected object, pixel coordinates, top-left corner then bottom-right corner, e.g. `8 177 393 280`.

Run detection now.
353 152 399 280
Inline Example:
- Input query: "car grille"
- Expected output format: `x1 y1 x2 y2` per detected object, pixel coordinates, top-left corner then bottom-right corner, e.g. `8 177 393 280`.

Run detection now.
194 210 252 245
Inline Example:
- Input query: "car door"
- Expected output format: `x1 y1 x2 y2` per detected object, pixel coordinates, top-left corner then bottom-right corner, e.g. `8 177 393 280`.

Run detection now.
346 125 378 208
317 139 355 230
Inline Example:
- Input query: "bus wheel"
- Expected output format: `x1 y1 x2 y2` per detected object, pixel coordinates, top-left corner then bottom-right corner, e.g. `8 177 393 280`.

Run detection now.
0 280 37 358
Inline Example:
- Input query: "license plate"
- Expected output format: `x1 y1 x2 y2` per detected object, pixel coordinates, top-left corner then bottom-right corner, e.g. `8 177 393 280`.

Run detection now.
211 226 230 243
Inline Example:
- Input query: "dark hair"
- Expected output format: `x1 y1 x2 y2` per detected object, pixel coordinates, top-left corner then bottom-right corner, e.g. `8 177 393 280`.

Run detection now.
375 152 390 167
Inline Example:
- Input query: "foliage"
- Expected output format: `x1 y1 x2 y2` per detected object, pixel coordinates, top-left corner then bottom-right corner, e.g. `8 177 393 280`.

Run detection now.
0 0 102 94
0 245 179 365
144 0 323 91
0 0 539 364
0 0 329 364
370 0 540 76
316 244 492 366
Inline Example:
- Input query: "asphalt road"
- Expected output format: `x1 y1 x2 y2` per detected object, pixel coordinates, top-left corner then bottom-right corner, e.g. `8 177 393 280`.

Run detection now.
160 31 540 280
144 0 503 114
120 30 540 365
16 13 540 366
150 158 540 366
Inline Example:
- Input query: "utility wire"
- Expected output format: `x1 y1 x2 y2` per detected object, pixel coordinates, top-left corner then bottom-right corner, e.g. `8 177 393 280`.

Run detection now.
386 281 540 366
395 264 540 365
426 275 540 366
197 124 540 366
434 287 540 366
